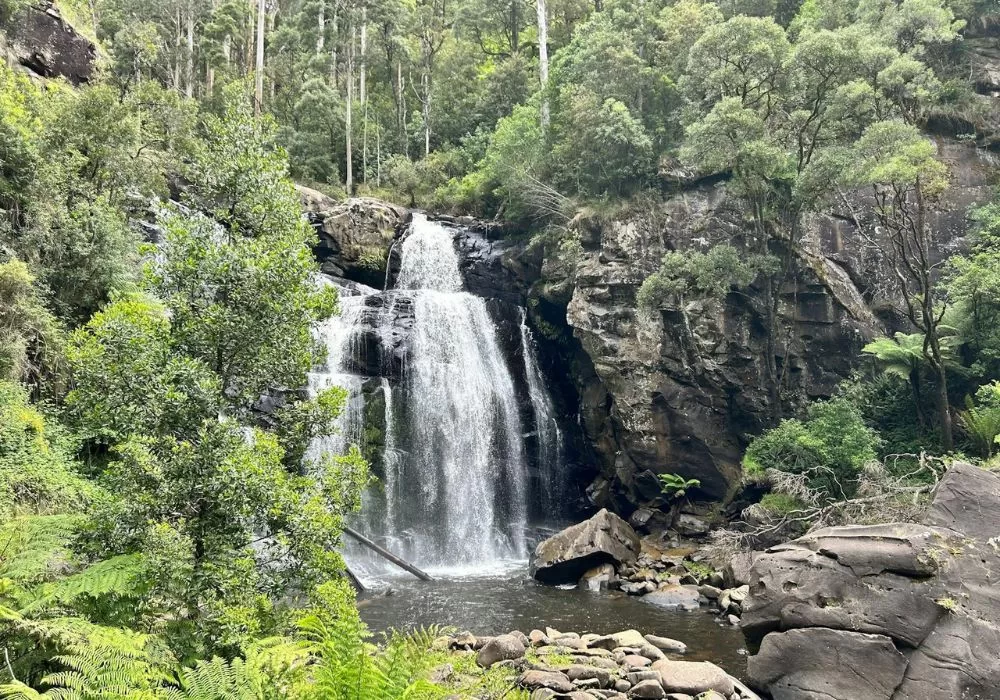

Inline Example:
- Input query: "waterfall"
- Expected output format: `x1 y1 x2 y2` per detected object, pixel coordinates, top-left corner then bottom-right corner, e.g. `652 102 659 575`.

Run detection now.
520 310 567 513
394 215 528 566
312 214 540 577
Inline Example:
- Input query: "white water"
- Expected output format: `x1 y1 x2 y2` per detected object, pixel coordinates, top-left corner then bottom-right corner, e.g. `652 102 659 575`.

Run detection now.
309 214 564 580
520 310 567 513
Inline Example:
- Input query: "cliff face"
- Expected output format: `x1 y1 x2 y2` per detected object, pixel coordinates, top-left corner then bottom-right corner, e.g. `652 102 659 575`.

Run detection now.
529 140 996 510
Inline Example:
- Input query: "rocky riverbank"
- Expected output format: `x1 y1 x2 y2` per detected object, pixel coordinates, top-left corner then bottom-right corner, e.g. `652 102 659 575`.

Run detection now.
430 627 757 700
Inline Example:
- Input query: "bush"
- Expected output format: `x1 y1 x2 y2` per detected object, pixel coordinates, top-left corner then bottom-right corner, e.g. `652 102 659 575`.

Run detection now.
743 397 883 500
0 380 91 516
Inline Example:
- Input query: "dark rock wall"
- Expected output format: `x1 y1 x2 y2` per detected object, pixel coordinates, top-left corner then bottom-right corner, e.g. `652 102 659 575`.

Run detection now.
527 141 996 511
3 3 95 85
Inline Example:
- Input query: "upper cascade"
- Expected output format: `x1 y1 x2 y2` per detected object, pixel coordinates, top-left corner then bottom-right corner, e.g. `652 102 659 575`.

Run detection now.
395 214 464 292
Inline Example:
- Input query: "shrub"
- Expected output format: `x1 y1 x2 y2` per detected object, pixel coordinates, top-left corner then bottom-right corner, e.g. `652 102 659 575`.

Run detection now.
743 397 882 500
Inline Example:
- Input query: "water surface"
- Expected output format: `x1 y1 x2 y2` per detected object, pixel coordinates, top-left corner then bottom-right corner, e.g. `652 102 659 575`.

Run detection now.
358 568 749 678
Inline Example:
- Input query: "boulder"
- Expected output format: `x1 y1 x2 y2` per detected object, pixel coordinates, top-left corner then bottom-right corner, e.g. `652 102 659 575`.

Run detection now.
650 660 734 697
589 630 647 650
629 679 666 698
742 462 1000 699
530 509 640 584
674 514 711 537
298 188 410 287
643 635 687 654
476 634 526 668
6 3 96 84
643 585 700 612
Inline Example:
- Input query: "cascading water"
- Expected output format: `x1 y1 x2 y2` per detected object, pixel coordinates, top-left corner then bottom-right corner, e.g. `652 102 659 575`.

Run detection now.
520 310 567 514
310 214 565 579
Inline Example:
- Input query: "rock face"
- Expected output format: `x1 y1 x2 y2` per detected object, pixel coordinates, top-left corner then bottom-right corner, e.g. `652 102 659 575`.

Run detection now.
742 462 1000 700
529 508 640 584
530 139 994 507
3 3 96 85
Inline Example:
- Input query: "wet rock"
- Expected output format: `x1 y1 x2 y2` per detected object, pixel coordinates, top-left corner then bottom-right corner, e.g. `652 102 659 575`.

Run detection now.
509 630 530 646
628 679 666 698
518 670 574 693
530 509 640 584
298 188 410 287
622 655 652 670
644 585 700 611
567 665 612 687
643 634 687 654
476 633 525 668
530 690 557 700
650 660 734 697
747 628 907 699
580 562 618 592
589 630 647 651
529 629 549 646
698 585 722 600
638 644 666 661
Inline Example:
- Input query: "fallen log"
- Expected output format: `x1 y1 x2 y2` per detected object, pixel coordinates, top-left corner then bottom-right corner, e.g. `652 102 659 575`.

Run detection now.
343 526 434 581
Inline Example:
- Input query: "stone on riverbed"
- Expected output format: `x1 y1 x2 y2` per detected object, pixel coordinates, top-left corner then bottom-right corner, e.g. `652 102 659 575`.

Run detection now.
650 659 734 696
476 633 525 668
643 634 687 654
589 629 647 650
530 509 640 584
629 678 666 698
518 669 574 693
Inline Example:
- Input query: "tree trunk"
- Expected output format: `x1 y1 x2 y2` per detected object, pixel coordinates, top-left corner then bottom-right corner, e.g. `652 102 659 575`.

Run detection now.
935 359 954 451
422 64 430 156
185 8 195 99
397 60 406 154
254 0 265 114
359 7 367 105
173 8 182 91
510 0 519 53
536 0 549 128
909 368 927 429
330 3 340 86
317 0 325 53
346 26 354 193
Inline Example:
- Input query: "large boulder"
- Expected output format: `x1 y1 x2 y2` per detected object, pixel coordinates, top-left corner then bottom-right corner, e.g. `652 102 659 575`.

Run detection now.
529 509 640 584
298 186 410 287
742 462 1000 699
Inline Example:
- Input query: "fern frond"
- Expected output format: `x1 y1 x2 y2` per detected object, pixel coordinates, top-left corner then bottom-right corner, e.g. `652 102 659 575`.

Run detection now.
22 554 146 614
0 516 82 584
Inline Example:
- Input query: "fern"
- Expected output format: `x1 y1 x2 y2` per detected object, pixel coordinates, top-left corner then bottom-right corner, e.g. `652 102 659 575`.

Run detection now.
164 657 259 700
0 516 81 585
21 555 146 615
298 613 445 700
